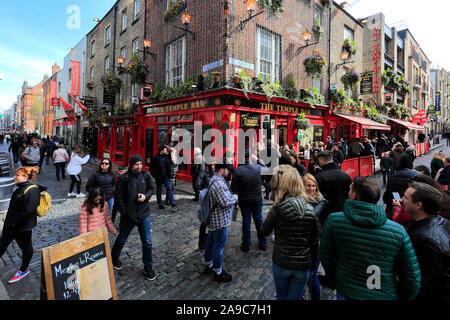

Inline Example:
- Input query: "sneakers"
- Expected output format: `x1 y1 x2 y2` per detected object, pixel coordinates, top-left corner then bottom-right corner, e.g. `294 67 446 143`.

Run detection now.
112 259 123 270
158 204 165 209
67 192 77 197
76 193 86 198
8 269 30 284
144 267 156 281
213 269 232 283
202 265 214 275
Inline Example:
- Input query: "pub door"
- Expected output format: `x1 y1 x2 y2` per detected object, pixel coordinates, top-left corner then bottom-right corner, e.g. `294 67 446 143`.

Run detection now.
276 117 289 147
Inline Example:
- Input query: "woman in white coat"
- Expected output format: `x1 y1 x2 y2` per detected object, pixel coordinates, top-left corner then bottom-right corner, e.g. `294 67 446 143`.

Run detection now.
67 149 90 198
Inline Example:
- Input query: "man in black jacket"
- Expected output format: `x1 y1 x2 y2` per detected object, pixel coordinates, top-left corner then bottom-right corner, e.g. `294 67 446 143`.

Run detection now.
111 154 157 281
231 151 266 252
383 154 419 218
314 151 352 226
150 146 175 209
403 182 450 300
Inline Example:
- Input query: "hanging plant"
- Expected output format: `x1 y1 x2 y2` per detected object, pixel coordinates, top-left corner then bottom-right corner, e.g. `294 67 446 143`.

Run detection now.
312 17 324 41
295 113 311 130
163 0 185 24
299 87 324 107
204 71 222 90
340 71 360 90
342 38 358 56
258 0 284 14
101 72 122 94
128 52 149 85
285 77 299 101
233 69 253 98
303 51 327 79
382 68 398 91
330 88 347 106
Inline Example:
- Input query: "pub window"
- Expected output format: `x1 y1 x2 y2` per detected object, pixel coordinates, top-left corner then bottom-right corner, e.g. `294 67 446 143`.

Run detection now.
169 115 179 122
105 25 111 45
132 38 139 53
122 9 127 31
344 25 354 42
166 37 186 88
90 39 96 57
256 26 281 83
158 116 166 122
104 56 110 73
134 0 140 20
313 125 324 142
179 114 193 121
117 131 124 152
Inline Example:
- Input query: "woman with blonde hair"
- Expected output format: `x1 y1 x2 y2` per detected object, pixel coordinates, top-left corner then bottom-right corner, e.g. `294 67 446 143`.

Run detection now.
261 165 320 300
302 173 327 300
0 166 44 283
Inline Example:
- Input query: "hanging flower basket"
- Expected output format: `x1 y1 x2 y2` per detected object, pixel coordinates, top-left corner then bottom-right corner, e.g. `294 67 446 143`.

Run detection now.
342 38 358 56
340 72 360 90
101 73 122 94
303 51 327 79
295 113 311 130
163 0 185 24
87 80 94 90
128 53 149 85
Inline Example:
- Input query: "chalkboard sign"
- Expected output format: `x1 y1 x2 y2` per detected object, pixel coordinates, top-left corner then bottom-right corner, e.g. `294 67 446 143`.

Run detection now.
40 228 117 300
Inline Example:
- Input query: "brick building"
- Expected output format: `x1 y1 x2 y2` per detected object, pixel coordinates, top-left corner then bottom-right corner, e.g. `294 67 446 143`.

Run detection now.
431 67 450 134
19 77 46 132
42 63 60 137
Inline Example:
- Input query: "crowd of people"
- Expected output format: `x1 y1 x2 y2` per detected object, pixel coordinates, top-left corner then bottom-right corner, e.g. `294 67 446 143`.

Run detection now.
0 130 449 301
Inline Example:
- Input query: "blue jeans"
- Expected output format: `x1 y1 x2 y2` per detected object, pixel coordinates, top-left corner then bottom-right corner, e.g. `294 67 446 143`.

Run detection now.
308 255 321 300
263 177 271 198
240 200 266 249
272 262 309 300
156 176 175 205
106 198 114 216
204 226 229 274
111 215 153 268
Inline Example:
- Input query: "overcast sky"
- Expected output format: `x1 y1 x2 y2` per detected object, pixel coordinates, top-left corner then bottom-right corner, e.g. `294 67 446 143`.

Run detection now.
345 0 450 70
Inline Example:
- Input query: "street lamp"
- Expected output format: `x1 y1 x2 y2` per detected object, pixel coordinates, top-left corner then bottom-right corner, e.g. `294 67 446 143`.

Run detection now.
240 0 265 30
135 39 157 60
335 50 354 70
93 18 100 22
296 30 319 55
174 10 196 40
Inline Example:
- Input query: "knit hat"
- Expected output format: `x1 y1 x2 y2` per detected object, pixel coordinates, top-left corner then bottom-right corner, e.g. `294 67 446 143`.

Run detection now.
394 142 403 148
129 154 143 168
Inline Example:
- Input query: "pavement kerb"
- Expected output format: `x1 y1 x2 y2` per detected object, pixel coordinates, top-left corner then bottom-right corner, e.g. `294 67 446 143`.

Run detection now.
0 270 9 300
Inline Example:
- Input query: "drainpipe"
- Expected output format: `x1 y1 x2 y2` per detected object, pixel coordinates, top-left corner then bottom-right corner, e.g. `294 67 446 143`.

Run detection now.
327 3 332 105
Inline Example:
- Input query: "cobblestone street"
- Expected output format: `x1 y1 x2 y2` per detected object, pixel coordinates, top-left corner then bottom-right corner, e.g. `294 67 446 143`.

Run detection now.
0 140 448 300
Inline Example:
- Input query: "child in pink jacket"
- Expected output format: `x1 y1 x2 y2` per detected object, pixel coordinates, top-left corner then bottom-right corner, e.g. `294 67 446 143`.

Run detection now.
80 187 117 235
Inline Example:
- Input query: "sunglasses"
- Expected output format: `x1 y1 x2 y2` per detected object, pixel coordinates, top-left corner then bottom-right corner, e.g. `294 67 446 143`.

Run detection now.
93 199 103 204
101 162 110 165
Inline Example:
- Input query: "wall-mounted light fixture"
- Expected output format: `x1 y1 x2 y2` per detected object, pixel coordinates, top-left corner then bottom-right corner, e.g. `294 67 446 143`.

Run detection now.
335 50 354 70
134 39 157 61
295 30 319 55
174 11 196 40
240 0 265 30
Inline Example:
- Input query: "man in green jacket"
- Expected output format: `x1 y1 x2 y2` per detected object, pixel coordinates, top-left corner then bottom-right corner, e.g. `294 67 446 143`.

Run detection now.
320 176 421 300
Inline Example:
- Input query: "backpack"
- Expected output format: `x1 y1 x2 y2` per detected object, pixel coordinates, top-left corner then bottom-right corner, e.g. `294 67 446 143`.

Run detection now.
196 180 219 225
24 185 51 217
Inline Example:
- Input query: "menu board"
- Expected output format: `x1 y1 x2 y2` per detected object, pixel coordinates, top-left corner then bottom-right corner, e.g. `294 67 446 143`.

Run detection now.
360 72 373 95
40 228 117 300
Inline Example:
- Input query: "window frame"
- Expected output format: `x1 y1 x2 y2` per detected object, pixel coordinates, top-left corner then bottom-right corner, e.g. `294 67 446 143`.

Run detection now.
344 25 355 42
122 9 128 32
255 25 281 83
90 39 96 57
105 25 111 46
134 0 140 20
165 36 186 88
132 38 139 54
104 56 110 73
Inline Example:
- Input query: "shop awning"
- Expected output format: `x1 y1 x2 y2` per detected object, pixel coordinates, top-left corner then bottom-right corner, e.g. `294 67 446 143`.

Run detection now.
388 118 424 131
334 113 391 131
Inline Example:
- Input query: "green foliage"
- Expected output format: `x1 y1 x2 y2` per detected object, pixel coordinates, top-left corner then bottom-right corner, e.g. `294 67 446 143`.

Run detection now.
340 72 360 90
160 85 176 101
150 83 160 101
342 38 358 56
128 52 149 85
101 72 122 94
203 72 221 90
258 0 284 14
299 87 325 106
313 17 324 41
163 0 185 24
175 76 198 97
234 69 253 98
303 51 327 79
295 112 311 130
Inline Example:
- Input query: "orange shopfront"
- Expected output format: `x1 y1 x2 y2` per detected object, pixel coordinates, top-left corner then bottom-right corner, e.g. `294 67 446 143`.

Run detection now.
137 89 328 182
